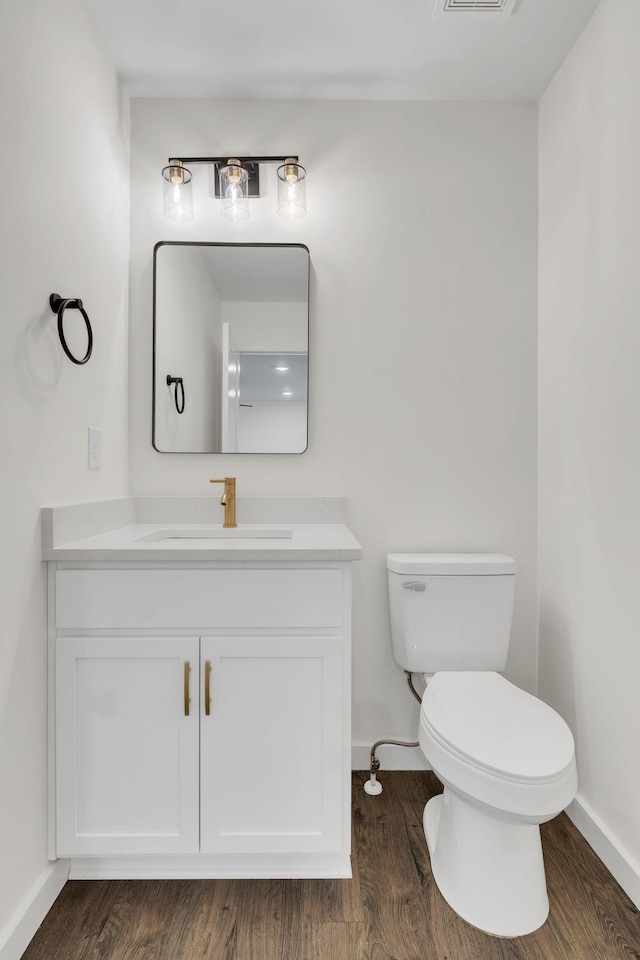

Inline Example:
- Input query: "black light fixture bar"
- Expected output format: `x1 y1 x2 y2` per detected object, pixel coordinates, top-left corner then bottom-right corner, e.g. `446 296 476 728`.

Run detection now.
168 156 298 165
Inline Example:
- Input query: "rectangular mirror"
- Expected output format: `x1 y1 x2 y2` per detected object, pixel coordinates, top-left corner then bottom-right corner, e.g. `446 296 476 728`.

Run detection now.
153 242 309 454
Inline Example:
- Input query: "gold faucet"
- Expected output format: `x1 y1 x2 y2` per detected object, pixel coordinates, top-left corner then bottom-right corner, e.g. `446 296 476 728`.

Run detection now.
209 477 237 527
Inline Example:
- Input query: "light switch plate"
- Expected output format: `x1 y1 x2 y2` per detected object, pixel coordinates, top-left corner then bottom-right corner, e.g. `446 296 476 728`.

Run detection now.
88 427 101 470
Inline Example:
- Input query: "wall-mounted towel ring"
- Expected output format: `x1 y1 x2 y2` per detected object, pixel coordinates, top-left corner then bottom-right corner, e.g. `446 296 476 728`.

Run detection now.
166 375 185 414
49 293 93 365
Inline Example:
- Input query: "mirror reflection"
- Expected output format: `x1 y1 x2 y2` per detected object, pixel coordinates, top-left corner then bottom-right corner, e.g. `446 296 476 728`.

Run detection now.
153 242 309 454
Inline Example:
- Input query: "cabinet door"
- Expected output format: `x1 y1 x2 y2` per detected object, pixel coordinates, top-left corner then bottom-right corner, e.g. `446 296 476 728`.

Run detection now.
56 636 200 856
200 636 344 855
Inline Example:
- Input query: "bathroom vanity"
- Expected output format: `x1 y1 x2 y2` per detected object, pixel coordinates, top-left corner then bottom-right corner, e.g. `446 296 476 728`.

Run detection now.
43 499 360 879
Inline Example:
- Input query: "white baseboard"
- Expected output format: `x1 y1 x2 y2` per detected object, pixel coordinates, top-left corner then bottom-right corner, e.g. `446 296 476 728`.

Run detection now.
0 860 69 960
352 742 429 771
566 794 640 909
69 853 350 880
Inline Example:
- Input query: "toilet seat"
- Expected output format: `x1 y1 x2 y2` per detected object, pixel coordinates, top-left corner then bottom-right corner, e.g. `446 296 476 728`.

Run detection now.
422 672 575 783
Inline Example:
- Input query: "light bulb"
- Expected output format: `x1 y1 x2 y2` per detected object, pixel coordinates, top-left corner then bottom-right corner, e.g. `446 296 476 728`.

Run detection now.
220 160 249 220
162 161 194 221
277 160 306 220
225 183 242 202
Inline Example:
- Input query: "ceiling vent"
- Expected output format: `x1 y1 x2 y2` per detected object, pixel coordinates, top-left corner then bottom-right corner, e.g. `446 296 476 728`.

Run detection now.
432 0 517 21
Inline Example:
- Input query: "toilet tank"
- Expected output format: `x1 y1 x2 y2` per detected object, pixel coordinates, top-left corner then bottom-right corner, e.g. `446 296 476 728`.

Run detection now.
387 553 516 673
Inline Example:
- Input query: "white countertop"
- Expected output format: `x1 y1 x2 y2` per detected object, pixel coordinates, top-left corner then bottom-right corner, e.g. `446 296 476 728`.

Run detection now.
43 522 362 563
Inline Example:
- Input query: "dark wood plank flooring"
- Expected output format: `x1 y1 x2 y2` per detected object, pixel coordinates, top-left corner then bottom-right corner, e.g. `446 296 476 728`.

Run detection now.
22 772 640 960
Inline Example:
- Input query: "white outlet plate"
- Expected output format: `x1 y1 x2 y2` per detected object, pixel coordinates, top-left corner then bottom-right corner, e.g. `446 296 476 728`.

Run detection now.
88 427 101 470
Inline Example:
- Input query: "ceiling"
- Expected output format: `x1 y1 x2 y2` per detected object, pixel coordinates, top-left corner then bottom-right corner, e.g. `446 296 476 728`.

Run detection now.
239 353 307 404
82 0 600 102
201 245 308 302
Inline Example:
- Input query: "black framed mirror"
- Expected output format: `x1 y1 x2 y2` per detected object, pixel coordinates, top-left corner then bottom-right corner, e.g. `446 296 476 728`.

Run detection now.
153 242 309 454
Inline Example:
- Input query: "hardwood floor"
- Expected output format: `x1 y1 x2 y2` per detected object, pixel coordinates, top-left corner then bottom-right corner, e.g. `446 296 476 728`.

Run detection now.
22 772 640 960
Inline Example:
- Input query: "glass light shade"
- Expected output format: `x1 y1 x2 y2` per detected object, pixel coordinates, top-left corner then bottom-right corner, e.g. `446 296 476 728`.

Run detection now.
277 160 306 220
219 160 249 221
162 162 194 222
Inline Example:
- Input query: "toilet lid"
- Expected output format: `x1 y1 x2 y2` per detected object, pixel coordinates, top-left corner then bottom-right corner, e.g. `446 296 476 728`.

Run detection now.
422 672 575 781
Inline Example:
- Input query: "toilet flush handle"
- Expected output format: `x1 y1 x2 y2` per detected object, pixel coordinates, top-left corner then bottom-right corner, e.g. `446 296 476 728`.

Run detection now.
402 581 426 592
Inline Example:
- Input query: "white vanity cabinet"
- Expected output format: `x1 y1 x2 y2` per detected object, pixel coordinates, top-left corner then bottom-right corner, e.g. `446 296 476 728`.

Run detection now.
199 634 343 855
55 635 201 857
49 562 352 878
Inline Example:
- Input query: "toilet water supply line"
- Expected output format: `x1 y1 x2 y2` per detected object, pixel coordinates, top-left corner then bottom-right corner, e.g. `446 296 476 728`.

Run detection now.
364 672 422 796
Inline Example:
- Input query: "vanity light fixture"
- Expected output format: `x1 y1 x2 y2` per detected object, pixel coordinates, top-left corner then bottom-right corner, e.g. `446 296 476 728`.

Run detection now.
277 159 306 221
162 160 194 222
161 155 306 221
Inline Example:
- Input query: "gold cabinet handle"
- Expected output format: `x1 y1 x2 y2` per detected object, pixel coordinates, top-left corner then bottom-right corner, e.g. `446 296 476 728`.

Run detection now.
205 660 212 716
184 661 191 716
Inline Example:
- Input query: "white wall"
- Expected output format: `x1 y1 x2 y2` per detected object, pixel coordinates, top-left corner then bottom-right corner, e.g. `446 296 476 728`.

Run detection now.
155 245 221 451
223 301 308 352
129 99 539 754
539 0 640 896
0 0 130 952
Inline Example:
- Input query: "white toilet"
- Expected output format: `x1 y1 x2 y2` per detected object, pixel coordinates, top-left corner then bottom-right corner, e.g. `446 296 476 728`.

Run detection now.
387 553 578 938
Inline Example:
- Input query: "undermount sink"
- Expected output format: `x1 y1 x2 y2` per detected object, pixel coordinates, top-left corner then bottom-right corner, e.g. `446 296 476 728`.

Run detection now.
135 527 294 542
